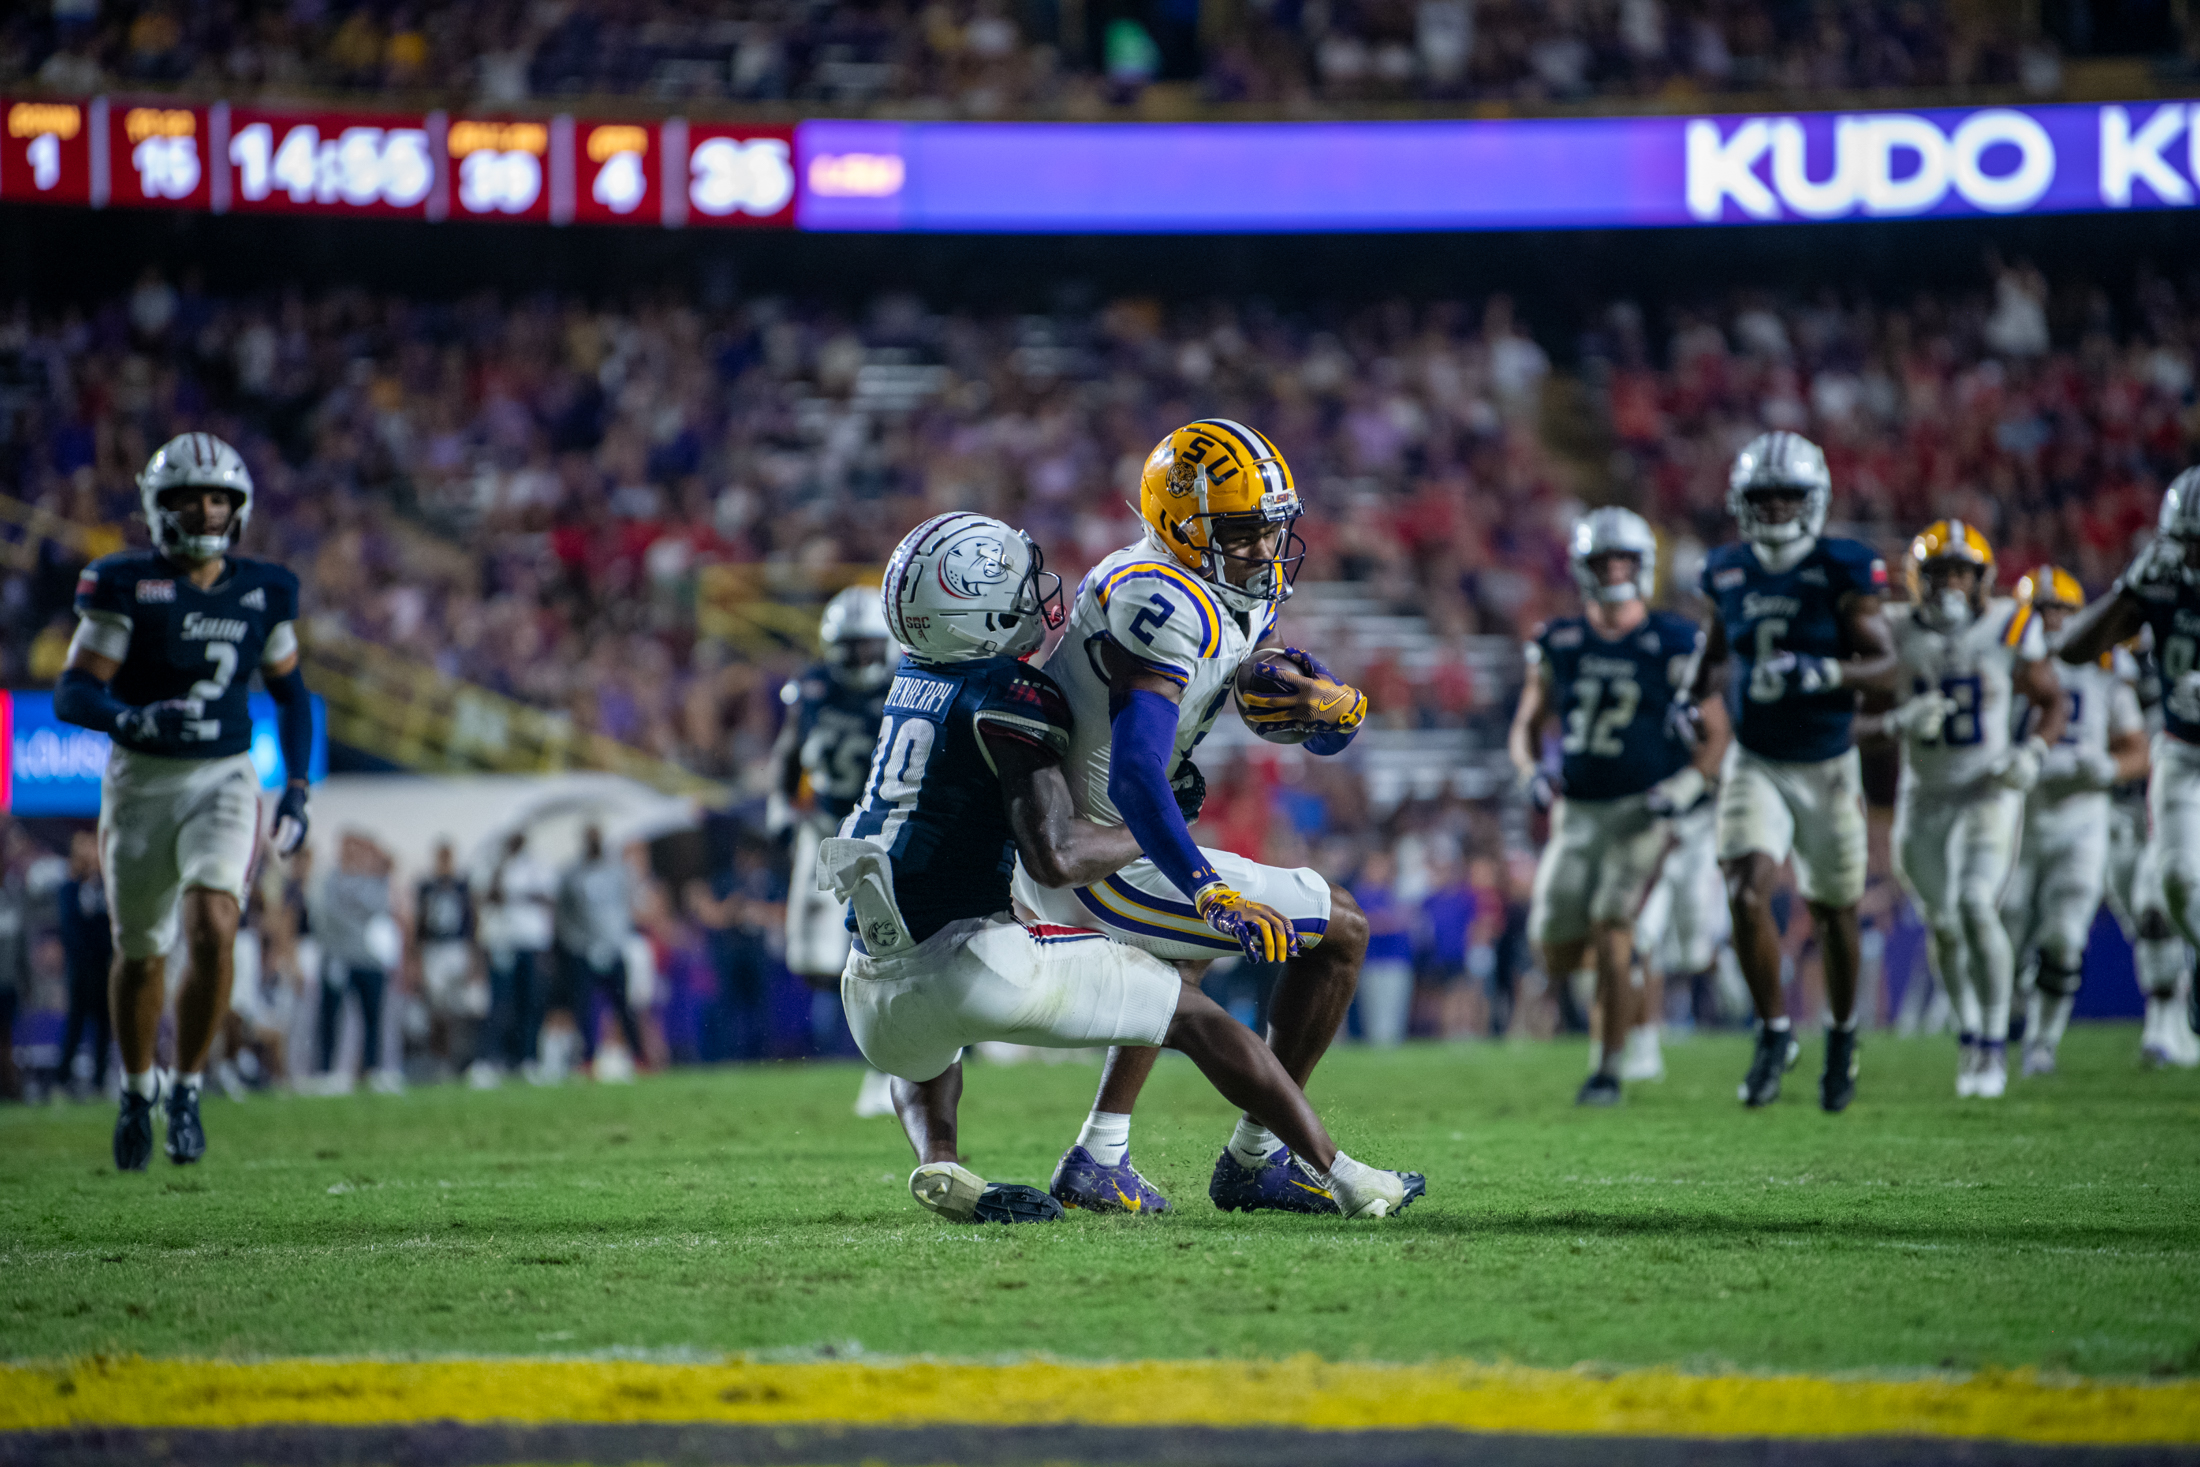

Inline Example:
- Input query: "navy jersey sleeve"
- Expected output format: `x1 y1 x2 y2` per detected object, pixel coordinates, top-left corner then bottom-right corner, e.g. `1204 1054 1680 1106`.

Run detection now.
971 664 1073 760
265 564 302 624
74 555 138 623
1824 539 1890 601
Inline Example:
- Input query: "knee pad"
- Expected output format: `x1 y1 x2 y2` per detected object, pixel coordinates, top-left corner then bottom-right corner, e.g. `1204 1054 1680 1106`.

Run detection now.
2035 957 2083 999
2135 938 2186 998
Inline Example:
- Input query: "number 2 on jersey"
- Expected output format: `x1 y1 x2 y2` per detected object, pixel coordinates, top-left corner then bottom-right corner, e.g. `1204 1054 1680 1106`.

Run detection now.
190 642 238 704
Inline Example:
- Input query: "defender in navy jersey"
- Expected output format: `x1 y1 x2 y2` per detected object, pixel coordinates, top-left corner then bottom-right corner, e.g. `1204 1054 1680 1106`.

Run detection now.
57 433 315 1171
768 585 898 1118
825 513 1421 1223
1692 432 1900 1112
1510 507 1723 1107
770 586 894 979
2058 465 2200 1053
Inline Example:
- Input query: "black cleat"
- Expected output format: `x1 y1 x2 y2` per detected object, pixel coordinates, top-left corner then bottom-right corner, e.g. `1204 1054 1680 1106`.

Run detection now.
1821 1028 1860 1113
1739 1025 1800 1108
163 1084 206 1165
1575 1072 1622 1107
114 1091 155 1172
972 1183 1064 1224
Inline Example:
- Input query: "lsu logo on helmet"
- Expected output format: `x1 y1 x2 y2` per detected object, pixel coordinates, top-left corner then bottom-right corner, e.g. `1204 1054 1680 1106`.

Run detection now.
1138 419 1305 606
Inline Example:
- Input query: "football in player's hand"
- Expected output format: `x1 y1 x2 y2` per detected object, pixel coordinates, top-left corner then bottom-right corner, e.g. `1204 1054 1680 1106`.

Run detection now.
1234 647 1367 745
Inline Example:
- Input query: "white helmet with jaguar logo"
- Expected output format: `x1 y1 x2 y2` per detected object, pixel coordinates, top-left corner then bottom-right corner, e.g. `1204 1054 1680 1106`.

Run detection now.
882 512 1064 663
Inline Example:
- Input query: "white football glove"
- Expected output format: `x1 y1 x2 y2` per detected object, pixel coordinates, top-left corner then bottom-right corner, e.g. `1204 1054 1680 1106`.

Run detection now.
2070 746 2121 792
1884 692 1956 743
1759 651 1842 696
1645 766 1709 818
1992 736 2049 793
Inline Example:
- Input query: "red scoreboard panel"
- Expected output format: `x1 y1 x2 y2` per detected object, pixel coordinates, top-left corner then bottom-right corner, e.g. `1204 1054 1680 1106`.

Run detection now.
448 117 550 223
3 98 95 206
107 101 211 211
571 119 658 226
223 105 440 218
681 122 796 228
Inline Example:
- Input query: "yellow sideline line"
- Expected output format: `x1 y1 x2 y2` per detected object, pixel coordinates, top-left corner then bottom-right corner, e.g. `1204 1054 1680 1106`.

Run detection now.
4 1358 2199 1443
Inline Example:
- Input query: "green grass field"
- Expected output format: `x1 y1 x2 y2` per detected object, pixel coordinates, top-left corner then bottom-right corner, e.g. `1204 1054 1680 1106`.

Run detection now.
3 1028 2197 1378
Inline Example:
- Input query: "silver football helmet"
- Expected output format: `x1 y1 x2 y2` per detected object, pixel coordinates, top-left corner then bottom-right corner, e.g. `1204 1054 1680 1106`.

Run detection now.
2158 466 2200 584
882 512 1064 664
1727 431 1830 549
138 432 253 562
1568 506 1657 605
818 584 897 690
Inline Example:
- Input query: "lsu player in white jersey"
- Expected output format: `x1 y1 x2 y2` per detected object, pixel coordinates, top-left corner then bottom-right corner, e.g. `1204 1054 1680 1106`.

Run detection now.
1864 522 2064 1099
1010 419 1376 1217
2102 649 2200 1069
2057 470 2200 1066
1996 566 2150 1076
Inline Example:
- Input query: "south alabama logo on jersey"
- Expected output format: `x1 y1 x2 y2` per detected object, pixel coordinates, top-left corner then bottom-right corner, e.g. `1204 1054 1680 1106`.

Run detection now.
936 537 1010 599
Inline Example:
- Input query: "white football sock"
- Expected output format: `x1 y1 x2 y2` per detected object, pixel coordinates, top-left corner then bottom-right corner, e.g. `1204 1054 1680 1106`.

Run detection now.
1227 1116 1279 1167
125 1070 159 1100
1075 1110 1131 1167
2039 994 2076 1050
176 1071 203 1095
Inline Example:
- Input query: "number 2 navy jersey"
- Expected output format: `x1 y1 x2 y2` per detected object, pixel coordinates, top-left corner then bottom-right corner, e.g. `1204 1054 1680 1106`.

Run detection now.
1700 536 1888 763
780 663 890 824
837 655 1073 944
1527 611 1701 801
2119 577 2200 742
74 550 300 761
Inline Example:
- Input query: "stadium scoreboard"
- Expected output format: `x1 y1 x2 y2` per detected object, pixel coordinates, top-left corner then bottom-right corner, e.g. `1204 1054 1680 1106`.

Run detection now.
4 96 2196 232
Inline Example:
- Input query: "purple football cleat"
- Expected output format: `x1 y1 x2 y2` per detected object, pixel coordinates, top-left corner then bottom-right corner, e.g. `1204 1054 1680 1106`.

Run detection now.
1208 1145 1343 1215
1049 1146 1171 1215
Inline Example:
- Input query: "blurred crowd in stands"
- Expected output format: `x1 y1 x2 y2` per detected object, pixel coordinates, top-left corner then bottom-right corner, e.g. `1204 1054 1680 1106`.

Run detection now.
3 245 2196 1093
1 0 2117 117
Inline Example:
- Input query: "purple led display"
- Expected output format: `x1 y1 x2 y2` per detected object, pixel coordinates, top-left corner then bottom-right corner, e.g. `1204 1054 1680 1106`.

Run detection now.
795 102 2200 233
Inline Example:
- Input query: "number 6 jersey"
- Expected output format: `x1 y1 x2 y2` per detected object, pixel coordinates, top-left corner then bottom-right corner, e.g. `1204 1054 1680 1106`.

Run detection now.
73 549 301 760
1885 596 2045 794
1701 537 1888 763
1526 612 1701 801
1045 542 1275 825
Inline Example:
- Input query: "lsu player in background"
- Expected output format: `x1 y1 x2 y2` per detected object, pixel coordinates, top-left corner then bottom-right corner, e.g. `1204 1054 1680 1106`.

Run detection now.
1508 507 1725 1106
768 586 895 1115
2100 646 2200 1069
2056 466 2200 1063
1997 566 2150 1076
1694 432 1900 1112
1863 524 2064 1099
56 434 313 1170
828 512 1421 1222
1010 419 1375 1217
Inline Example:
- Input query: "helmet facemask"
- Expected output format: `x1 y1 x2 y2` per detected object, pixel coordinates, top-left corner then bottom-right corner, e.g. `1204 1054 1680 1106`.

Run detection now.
1918 558 1987 632
1736 485 1821 548
153 485 246 564
1164 459 1305 606
995 535 1067 659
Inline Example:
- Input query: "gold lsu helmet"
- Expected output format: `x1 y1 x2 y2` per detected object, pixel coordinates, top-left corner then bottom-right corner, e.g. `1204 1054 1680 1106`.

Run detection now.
1138 419 1305 604
1904 518 1994 602
2014 563 2084 611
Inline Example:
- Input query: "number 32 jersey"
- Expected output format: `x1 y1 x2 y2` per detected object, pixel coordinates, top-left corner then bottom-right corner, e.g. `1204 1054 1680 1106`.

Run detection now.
74 550 300 761
1886 597 2043 794
1701 537 1887 763
1045 542 1274 825
1526 612 1700 801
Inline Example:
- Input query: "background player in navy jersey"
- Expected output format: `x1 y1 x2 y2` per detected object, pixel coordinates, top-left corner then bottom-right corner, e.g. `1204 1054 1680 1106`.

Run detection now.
1509 507 1725 1106
826 512 1422 1222
56 433 313 1171
1694 432 1900 1112
766 585 894 1116
2057 465 2200 1048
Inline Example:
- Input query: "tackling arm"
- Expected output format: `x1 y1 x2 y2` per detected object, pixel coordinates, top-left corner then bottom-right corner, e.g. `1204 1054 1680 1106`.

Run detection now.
2110 726 2151 783
991 733 1147 890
